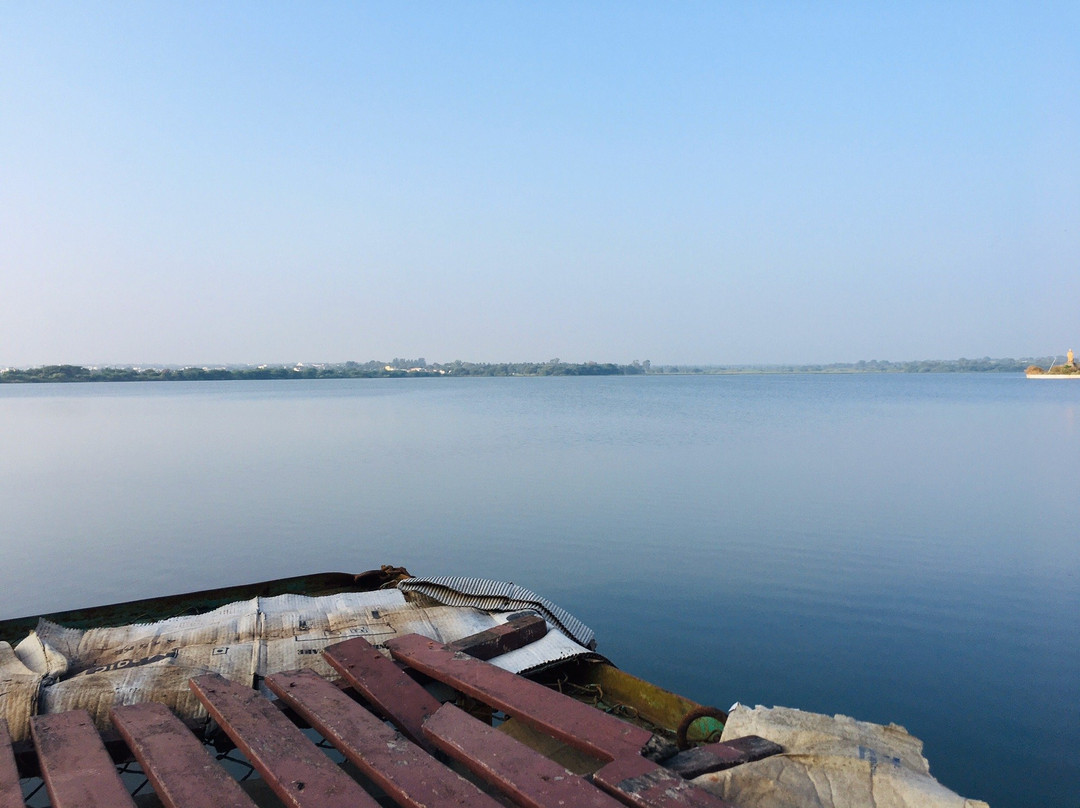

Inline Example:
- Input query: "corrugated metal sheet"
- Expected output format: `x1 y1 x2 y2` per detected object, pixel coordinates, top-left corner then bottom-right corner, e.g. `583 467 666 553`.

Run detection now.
398 576 596 650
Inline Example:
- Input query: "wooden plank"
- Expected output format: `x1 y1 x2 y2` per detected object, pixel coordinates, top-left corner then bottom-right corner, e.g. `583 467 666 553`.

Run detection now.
0 721 25 808
266 670 502 808
30 710 136 808
448 613 548 660
386 633 653 760
662 735 783 779
423 703 624 808
322 636 442 746
593 756 736 808
189 673 379 808
110 702 256 808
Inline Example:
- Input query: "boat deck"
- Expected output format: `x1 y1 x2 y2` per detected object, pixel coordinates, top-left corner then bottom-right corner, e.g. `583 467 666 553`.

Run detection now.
3 618 781 808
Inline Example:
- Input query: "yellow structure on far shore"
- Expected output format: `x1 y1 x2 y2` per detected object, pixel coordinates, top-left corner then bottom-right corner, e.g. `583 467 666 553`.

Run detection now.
1026 349 1080 377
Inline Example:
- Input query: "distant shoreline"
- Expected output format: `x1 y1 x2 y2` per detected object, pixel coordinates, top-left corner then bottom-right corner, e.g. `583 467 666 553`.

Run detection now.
0 357 1052 383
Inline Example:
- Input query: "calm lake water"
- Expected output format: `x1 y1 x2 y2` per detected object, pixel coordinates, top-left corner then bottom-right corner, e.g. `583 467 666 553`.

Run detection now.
0 374 1076 806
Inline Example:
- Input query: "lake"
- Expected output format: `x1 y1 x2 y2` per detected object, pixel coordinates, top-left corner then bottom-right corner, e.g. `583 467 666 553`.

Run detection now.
0 374 1076 807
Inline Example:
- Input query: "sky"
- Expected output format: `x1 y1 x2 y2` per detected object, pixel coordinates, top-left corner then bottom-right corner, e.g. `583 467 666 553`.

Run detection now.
2 2 1077 366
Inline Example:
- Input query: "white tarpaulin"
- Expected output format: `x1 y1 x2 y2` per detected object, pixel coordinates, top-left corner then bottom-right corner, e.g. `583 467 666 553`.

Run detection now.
23 598 259 733
693 705 989 808
0 586 594 740
0 641 42 741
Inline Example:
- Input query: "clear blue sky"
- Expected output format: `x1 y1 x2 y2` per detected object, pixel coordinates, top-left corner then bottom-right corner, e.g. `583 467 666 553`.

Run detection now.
2 2 1077 366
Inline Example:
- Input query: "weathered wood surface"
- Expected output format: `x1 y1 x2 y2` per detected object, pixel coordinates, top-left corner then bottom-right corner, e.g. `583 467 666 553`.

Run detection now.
423 702 624 808
189 673 379 808
448 613 548 660
323 636 442 747
9 622 769 808
110 702 256 808
593 754 736 808
387 633 653 759
0 721 26 808
30 711 136 808
266 669 501 808
663 735 783 779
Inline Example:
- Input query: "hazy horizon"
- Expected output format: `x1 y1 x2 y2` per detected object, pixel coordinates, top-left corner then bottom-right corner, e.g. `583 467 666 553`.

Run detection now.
1 353 1061 371
3 4 1076 367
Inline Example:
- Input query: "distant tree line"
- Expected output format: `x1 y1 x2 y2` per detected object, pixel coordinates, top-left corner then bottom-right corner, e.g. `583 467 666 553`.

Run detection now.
648 357 1051 374
0 357 1054 383
435 359 650 376
0 360 650 383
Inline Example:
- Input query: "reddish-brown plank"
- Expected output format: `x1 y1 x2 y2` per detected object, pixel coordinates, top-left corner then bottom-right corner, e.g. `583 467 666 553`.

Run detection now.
593 755 735 808
30 710 136 808
386 633 653 760
189 673 379 808
662 735 783 779
0 720 25 808
423 703 624 808
448 613 548 660
110 702 256 808
266 670 502 808
322 636 442 746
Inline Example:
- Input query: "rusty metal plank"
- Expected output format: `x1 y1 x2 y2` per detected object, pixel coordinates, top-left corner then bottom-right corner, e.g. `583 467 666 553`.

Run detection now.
30 710 136 808
448 613 548 660
0 721 25 808
423 703 624 808
387 633 653 760
266 670 502 808
593 756 735 808
110 702 256 808
189 673 379 808
662 735 783 779
322 636 442 746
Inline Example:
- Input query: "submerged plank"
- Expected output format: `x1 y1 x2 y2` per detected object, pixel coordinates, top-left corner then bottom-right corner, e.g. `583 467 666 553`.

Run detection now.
387 633 653 759
110 702 256 808
189 673 378 808
423 703 624 808
267 670 501 808
30 711 135 808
